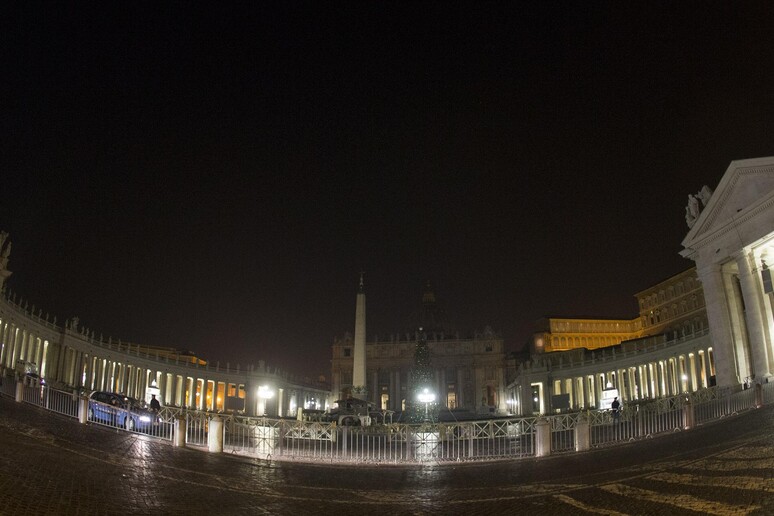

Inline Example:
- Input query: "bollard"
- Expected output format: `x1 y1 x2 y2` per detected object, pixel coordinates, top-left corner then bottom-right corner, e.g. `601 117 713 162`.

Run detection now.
15 381 23 402
682 399 695 430
208 416 223 453
535 418 551 457
575 417 590 452
755 383 763 409
173 417 186 447
79 397 89 424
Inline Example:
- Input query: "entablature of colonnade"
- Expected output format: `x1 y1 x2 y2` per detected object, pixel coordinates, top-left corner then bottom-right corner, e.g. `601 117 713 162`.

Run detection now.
0 294 62 343
516 330 712 381
59 328 322 392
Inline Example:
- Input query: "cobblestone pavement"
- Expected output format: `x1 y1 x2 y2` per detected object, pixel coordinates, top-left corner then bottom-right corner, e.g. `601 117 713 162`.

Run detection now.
1 396 773 515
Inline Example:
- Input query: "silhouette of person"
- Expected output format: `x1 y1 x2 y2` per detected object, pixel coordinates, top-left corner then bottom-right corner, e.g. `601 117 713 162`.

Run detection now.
611 397 620 422
150 394 161 411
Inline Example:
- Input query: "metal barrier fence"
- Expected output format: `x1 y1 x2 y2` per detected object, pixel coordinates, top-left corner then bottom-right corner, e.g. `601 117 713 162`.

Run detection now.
588 398 684 447
0 377 15 398
550 413 580 453
1 376 772 465
694 386 756 424
763 382 774 405
44 388 81 418
218 416 537 464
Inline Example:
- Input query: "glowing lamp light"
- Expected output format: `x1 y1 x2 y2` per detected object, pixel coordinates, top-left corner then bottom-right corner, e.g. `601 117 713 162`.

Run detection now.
417 388 435 404
417 388 435 422
258 385 275 399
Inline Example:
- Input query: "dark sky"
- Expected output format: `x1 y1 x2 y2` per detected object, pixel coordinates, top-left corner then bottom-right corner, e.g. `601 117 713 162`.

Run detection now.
2 2 773 378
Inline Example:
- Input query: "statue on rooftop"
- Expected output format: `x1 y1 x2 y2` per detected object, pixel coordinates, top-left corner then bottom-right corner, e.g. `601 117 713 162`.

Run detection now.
685 194 700 228
697 185 713 207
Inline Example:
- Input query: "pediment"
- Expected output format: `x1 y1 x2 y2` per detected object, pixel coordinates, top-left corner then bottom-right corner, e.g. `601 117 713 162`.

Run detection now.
682 157 774 251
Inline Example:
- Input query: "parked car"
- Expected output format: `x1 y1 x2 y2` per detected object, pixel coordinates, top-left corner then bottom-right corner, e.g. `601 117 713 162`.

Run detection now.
88 391 163 432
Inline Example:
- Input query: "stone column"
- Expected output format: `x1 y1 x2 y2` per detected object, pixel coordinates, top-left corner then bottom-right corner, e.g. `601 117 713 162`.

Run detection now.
244 381 256 416
0 322 5 366
176 375 184 407
689 352 698 391
55 345 66 385
393 370 400 411
697 264 741 386
199 378 208 410
736 251 772 379
159 371 167 404
438 367 445 409
8 325 18 371
119 363 128 394
83 354 93 391
457 369 465 408
69 350 79 387
371 371 378 404
594 374 602 408
126 365 135 398
694 354 704 389
139 368 148 402
188 377 196 408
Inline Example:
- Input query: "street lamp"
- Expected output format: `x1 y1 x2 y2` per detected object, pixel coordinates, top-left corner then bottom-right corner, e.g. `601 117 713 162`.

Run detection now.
417 388 436 422
257 385 274 416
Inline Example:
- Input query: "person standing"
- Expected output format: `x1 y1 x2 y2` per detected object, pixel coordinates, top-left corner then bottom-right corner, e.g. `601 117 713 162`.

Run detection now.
611 397 621 422
150 394 161 411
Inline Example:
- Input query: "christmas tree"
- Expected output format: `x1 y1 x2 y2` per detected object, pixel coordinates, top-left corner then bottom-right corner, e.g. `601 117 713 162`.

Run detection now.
405 328 439 423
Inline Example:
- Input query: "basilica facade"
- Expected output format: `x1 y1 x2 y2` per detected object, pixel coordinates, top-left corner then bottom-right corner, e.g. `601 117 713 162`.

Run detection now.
330 283 508 415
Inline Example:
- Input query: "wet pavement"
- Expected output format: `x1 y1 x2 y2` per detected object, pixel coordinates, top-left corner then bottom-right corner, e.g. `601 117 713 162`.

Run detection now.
1 395 773 515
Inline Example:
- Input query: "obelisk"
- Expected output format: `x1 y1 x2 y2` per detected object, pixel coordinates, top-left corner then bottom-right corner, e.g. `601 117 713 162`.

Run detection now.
352 273 367 396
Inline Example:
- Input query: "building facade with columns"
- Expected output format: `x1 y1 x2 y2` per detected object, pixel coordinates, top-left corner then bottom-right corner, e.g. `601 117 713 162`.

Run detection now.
0 232 329 417
512 266 713 415
680 156 774 388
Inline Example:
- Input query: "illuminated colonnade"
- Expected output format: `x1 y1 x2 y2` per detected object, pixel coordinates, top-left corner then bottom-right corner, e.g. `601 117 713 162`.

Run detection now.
507 330 714 415
0 295 328 417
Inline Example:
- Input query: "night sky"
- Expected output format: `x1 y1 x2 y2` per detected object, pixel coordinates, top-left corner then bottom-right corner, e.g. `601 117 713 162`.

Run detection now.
2 2 773 379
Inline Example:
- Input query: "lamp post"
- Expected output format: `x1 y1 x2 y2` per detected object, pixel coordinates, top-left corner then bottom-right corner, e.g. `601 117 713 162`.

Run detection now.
257 385 274 416
417 388 435 422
